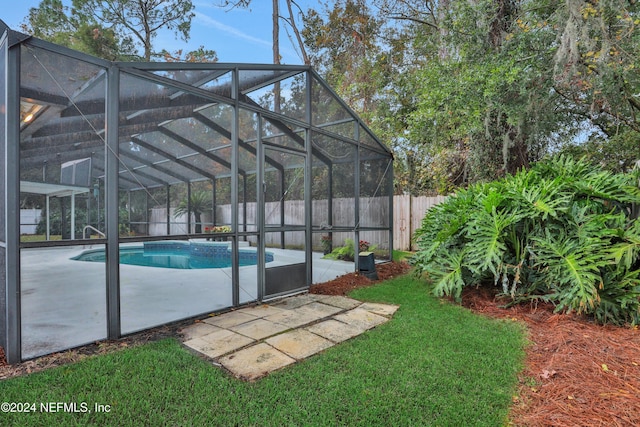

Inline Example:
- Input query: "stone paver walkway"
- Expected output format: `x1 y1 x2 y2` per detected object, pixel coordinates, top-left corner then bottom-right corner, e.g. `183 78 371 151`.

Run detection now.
180 294 399 381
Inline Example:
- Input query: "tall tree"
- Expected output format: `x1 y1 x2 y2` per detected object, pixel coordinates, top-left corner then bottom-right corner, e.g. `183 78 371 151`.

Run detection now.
283 0 310 64
365 1 590 192
303 0 384 113
220 0 310 64
22 0 138 60
72 0 196 61
552 0 640 136
158 45 218 62
273 0 280 65
404 1 563 186
217 1 640 194
552 0 640 173
303 0 427 195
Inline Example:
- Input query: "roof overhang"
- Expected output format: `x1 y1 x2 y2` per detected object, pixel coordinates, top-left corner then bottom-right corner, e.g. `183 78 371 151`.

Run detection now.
21 181 90 197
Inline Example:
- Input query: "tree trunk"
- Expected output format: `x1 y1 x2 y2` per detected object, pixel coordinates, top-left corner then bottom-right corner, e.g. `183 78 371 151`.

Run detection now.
273 0 281 114
285 0 309 64
272 0 280 65
194 213 202 234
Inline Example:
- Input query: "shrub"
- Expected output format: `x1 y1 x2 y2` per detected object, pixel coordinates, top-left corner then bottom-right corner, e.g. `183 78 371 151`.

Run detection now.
321 235 332 253
412 156 640 325
324 238 378 261
325 238 357 261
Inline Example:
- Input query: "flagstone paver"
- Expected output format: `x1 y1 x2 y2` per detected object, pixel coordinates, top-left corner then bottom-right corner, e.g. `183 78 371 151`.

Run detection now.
228 318 290 340
235 304 287 318
305 319 366 343
181 294 398 380
312 295 362 310
184 329 255 358
295 301 344 320
271 293 320 310
359 302 400 317
266 329 334 359
264 309 316 328
219 343 296 381
201 311 258 328
180 322 222 341
333 307 389 331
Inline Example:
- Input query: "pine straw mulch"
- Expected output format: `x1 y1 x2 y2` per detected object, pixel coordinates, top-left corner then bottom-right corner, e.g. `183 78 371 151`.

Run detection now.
461 286 640 427
1 262 639 427
308 260 412 295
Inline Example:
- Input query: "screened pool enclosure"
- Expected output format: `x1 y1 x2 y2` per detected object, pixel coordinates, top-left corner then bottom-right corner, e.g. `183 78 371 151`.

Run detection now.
0 24 393 363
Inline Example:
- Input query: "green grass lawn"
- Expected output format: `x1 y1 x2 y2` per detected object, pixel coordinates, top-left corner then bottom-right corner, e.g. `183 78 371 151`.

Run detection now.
392 249 413 261
0 275 526 426
19 234 62 243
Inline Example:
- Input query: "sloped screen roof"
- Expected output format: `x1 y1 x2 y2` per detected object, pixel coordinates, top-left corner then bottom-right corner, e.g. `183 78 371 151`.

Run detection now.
16 36 391 192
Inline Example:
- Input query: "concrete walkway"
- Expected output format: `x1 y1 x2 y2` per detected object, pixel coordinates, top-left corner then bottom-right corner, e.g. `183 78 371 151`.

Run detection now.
180 294 399 380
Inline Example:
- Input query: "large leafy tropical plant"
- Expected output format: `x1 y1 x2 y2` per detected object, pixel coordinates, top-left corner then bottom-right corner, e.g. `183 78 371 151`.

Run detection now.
412 156 640 325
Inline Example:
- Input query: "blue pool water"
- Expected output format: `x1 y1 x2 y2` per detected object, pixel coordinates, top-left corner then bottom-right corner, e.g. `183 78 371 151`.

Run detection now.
72 241 274 269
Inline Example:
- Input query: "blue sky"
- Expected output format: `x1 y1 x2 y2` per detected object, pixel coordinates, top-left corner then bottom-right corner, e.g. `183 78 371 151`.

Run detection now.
1 0 317 64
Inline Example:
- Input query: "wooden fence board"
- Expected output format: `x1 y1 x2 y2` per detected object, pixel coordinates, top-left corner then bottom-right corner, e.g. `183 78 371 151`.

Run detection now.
148 195 447 251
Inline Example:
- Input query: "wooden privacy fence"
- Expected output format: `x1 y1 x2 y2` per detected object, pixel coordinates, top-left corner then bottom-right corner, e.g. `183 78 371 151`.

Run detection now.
216 198 391 250
393 195 447 251
148 195 447 252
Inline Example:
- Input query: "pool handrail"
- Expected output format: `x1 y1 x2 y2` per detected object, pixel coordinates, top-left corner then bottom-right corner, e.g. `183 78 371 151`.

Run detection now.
83 225 106 239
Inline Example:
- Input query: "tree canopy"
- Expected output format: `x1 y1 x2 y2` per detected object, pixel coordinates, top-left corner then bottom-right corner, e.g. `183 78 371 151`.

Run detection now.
302 0 640 194
21 0 211 62
72 0 196 61
21 0 138 60
16 0 640 194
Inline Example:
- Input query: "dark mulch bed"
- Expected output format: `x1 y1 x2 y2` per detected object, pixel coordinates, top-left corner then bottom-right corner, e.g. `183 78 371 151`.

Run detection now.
309 261 411 295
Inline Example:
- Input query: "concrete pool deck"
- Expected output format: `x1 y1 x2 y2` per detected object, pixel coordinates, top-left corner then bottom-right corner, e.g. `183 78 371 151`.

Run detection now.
180 293 399 380
19 243 357 359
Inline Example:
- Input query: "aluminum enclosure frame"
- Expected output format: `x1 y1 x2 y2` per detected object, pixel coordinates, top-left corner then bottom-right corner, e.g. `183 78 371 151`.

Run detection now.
1 23 393 363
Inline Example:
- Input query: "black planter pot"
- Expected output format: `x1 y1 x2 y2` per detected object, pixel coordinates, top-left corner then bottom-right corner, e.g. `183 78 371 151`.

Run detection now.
358 252 378 280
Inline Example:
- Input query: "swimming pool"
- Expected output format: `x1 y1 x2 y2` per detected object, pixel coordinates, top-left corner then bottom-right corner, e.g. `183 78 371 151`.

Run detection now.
72 241 274 269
